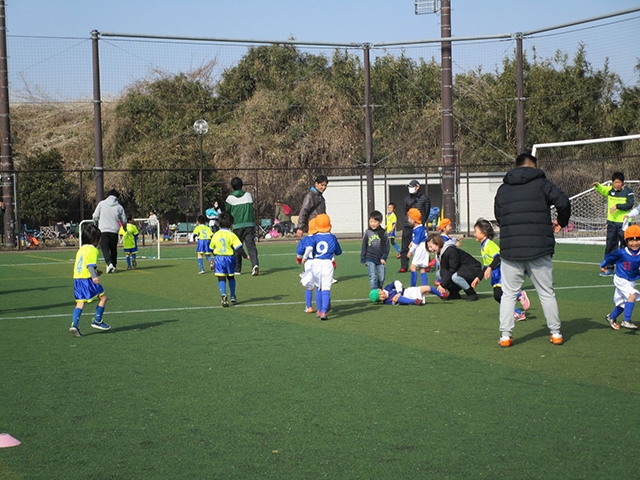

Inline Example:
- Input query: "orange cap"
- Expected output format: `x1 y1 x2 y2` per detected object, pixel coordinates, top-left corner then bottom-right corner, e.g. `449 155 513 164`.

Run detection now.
438 218 451 231
308 218 318 235
315 213 331 233
407 208 422 224
624 224 640 239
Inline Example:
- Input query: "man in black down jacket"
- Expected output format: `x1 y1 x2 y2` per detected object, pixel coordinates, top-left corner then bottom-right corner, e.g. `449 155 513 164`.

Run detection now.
400 179 430 272
494 153 571 348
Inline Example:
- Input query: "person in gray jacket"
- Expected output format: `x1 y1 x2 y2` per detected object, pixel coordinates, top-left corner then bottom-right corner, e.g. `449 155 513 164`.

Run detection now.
92 189 127 273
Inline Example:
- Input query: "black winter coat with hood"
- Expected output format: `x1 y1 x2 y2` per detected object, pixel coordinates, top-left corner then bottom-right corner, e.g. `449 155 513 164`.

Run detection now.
494 167 570 261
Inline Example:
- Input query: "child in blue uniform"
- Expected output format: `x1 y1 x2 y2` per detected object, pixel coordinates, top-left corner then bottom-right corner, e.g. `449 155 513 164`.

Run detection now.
600 224 640 330
297 218 318 313
69 224 110 337
406 208 430 287
210 212 245 307
118 215 139 270
193 215 215 274
369 280 446 305
308 214 342 321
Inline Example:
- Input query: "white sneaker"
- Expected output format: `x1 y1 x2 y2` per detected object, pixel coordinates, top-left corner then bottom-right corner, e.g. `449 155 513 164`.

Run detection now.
252 265 259 276
106 264 115 274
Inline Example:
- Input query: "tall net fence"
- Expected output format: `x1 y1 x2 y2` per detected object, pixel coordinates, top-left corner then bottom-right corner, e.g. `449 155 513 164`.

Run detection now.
4 10 640 246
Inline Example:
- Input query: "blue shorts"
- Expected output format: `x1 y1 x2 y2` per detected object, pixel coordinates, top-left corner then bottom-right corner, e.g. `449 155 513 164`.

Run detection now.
124 247 138 254
196 240 212 255
74 279 105 303
214 255 236 276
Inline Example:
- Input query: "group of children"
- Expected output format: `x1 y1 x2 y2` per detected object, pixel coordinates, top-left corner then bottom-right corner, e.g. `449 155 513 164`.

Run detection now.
364 204 531 322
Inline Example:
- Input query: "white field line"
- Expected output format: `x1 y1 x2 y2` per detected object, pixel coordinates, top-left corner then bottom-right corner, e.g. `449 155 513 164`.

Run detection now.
0 283 613 321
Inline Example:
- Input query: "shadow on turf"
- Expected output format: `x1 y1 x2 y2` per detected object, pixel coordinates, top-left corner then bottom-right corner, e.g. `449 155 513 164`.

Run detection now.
515 317 611 345
4 301 69 315
84 319 179 335
0 285 66 295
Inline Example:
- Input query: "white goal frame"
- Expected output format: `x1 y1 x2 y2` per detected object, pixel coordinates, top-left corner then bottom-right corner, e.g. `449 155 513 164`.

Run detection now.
533 134 640 245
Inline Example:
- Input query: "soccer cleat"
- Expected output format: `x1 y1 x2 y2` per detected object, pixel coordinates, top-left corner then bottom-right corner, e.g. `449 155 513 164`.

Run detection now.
398 268 407 273
127 265 132 270
425 258 437 272
91 321 111 331
304 307 315 314
514 311 526 322
69 325 83 338
599 270 614 277
230 296 237 303
318 311 328 321
620 320 638 330
519 290 530 311
252 265 259 276
332 278 338 284
106 264 115 274
209 259 214 271
414 298 424 305
439 291 449 300
499 336 513 348
550 333 564 345
221 295 229 307
198 270 205 275
605 314 620 330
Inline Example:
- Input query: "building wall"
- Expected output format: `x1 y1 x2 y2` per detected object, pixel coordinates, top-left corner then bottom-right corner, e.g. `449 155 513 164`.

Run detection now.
323 172 505 236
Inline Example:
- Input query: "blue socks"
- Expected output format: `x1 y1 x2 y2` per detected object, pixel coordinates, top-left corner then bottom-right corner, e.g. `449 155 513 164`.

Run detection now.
305 289 313 309
72 308 82 327
198 258 204 271
421 272 428 286
228 277 236 297
624 301 635 322
126 255 131 268
218 279 227 296
610 304 624 320
94 305 105 323
410 271 417 287
429 286 440 297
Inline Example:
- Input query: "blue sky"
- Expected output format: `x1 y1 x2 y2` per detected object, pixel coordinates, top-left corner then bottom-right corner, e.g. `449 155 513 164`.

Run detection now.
7 0 640 44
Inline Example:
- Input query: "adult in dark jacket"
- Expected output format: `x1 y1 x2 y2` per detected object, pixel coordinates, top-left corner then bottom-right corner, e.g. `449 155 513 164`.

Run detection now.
400 179 430 272
296 175 328 238
493 153 571 348
427 233 481 301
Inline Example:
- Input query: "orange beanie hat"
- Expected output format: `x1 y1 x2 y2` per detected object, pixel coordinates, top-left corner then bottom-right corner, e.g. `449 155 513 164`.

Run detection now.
315 213 332 233
308 218 318 235
407 208 422 224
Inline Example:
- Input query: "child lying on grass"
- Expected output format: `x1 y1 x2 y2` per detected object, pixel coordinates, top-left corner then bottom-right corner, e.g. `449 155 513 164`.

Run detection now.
369 280 448 305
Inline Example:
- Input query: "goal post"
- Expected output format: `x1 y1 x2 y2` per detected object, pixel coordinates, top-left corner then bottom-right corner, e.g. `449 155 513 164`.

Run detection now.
533 134 640 244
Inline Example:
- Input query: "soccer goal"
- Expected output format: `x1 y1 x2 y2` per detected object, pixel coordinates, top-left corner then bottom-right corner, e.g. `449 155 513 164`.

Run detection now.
533 134 640 244
78 219 162 259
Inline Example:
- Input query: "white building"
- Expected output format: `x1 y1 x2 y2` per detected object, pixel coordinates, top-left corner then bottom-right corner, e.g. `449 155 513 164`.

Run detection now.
322 172 505 236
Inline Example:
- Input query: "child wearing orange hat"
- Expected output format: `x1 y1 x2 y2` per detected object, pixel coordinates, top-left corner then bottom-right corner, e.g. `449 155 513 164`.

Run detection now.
406 208 430 287
600 224 640 330
437 218 461 247
297 218 318 313
307 213 342 320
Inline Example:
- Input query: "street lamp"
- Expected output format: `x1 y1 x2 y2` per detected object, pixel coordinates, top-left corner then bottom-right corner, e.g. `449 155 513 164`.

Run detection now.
193 119 209 216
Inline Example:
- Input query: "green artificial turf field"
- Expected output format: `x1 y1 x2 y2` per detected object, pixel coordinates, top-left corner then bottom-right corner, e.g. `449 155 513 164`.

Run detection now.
1 239 639 479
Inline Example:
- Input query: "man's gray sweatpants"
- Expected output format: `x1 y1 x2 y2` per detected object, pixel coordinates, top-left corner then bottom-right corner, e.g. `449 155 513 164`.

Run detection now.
499 255 561 336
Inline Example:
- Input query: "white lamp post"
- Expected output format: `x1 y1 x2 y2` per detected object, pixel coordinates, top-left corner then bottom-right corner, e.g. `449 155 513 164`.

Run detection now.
193 119 209 215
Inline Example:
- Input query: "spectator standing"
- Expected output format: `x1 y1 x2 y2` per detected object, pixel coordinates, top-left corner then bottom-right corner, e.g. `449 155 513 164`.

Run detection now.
206 201 222 232
494 153 571 347
296 175 328 238
399 180 430 273
148 210 159 240
225 177 260 276
92 189 127 273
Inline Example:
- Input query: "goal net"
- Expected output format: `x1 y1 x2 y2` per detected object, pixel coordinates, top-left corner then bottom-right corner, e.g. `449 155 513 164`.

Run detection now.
533 134 640 244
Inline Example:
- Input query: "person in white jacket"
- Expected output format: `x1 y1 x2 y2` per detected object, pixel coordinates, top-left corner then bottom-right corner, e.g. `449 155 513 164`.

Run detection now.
92 189 127 273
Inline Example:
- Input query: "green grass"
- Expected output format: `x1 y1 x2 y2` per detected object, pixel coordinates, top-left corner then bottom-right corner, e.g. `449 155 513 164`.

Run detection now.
1 239 639 479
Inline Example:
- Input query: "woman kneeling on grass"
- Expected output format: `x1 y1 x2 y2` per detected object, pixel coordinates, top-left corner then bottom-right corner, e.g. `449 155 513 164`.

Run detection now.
426 233 482 301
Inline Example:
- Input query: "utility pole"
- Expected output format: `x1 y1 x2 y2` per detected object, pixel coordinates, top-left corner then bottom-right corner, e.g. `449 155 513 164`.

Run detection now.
363 44 375 215
92 30 104 202
0 0 15 247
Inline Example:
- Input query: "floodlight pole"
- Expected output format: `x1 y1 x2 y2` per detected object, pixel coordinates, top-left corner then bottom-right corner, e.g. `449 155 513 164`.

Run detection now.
0 0 15 247
193 119 209 216
92 30 104 202
363 44 375 215
440 0 456 226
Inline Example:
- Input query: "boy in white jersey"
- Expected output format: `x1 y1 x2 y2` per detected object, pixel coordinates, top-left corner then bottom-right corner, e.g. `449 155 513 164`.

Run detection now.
308 214 342 321
69 225 110 337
